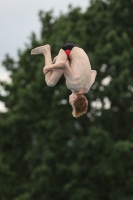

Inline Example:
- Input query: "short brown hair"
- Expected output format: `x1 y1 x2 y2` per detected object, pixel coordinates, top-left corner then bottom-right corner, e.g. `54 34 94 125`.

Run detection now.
72 94 88 118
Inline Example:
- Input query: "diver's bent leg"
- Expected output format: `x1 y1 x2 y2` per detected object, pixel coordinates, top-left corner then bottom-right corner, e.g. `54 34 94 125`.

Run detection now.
31 45 54 83
31 44 53 66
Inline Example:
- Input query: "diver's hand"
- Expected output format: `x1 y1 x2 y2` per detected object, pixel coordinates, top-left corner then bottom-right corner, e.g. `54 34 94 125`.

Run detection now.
43 66 51 75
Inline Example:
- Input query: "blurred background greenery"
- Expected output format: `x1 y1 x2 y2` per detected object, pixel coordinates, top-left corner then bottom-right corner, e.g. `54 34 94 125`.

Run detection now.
0 0 133 199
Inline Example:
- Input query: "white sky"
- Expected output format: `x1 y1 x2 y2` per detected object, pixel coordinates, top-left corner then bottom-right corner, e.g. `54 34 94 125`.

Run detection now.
0 0 89 111
0 0 89 80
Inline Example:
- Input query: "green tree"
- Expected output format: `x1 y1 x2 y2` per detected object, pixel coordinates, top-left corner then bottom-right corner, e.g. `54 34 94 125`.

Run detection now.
0 1 133 200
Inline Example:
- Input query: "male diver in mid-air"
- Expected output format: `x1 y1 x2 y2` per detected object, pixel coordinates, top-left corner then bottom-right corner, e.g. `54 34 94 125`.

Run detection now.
31 43 97 118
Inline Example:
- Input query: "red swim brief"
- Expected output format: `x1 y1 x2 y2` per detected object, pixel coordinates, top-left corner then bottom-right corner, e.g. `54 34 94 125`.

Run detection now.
64 50 71 58
62 43 81 59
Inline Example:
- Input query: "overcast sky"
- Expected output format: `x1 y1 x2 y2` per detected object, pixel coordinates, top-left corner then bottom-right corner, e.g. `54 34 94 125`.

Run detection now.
0 0 89 111
0 0 89 80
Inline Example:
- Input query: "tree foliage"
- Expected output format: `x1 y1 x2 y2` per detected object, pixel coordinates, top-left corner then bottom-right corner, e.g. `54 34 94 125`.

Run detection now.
0 0 133 199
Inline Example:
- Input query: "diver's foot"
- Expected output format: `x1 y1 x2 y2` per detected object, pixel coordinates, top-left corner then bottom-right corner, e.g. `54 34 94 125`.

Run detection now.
31 44 50 55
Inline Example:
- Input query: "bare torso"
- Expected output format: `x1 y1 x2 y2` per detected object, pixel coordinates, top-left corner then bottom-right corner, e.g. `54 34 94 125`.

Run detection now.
65 47 92 93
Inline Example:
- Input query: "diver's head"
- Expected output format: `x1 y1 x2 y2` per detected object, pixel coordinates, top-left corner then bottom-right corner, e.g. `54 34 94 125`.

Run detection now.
69 93 88 118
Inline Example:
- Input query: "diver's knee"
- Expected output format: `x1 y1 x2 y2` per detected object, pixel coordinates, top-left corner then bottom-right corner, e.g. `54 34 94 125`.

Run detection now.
47 80 56 87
